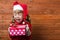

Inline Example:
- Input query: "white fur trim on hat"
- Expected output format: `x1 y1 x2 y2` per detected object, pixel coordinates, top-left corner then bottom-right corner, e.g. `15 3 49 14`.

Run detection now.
13 4 23 11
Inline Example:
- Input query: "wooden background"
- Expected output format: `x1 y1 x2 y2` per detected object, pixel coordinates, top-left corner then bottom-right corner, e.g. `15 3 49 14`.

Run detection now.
0 0 60 40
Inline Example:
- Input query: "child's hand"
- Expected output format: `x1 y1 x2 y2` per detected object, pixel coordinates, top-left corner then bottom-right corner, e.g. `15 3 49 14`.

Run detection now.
26 24 31 36
27 29 31 36
26 24 29 31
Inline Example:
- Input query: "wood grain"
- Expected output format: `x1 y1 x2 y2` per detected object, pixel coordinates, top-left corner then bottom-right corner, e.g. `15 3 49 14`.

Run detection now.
0 0 60 40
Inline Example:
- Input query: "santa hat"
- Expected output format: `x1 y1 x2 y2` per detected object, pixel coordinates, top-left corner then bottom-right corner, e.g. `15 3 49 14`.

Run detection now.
13 1 23 11
13 1 28 20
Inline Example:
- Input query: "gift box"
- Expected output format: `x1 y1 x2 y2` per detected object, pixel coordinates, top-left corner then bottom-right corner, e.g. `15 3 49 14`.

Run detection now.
8 25 26 36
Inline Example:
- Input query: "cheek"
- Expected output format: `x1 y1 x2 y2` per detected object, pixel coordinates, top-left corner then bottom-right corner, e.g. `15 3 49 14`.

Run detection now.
19 16 22 18
19 16 23 19
14 15 18 19
19 14 23 18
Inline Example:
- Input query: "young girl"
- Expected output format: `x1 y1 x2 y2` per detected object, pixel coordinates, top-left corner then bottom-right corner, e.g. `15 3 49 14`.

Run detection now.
8 1 32 40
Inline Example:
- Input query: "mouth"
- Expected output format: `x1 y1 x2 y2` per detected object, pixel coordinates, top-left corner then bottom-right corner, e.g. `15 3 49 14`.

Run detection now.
15 19 23 22
16 19 20 20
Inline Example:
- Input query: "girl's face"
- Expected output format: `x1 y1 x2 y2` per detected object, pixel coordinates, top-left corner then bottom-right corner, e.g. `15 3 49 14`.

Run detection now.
13 10 23 22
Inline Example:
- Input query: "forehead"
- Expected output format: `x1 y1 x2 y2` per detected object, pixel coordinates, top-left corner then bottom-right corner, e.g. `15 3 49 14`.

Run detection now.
13 10 23 13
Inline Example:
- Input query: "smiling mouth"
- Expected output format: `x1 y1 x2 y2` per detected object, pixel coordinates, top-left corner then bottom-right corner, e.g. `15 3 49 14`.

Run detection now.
16 19 20 20
16 19 23 22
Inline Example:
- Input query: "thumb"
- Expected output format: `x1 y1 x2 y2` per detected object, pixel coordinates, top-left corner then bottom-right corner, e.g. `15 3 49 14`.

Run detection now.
26 24 29 31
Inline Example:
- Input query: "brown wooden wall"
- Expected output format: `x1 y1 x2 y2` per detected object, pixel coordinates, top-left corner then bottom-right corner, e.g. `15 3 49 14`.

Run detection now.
0 0 60 40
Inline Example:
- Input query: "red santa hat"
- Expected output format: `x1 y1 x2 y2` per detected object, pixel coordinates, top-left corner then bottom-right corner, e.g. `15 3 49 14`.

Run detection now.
13 1 23 11
13 1 28 20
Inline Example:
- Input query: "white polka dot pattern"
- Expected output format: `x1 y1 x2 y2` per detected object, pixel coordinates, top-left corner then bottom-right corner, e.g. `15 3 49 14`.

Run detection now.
8 25 26 36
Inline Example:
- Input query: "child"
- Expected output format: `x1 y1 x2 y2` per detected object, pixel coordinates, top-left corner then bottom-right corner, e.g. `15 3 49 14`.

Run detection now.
8 1 32 40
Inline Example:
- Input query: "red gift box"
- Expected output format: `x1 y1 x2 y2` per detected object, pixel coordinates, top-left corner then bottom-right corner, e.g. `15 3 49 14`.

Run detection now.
8 25 26 36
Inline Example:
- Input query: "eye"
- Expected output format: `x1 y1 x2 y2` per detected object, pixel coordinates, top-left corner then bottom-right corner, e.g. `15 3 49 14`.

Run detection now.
19 13 23 16
13 11 16 13
19 11 23 13
14 13 17 16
